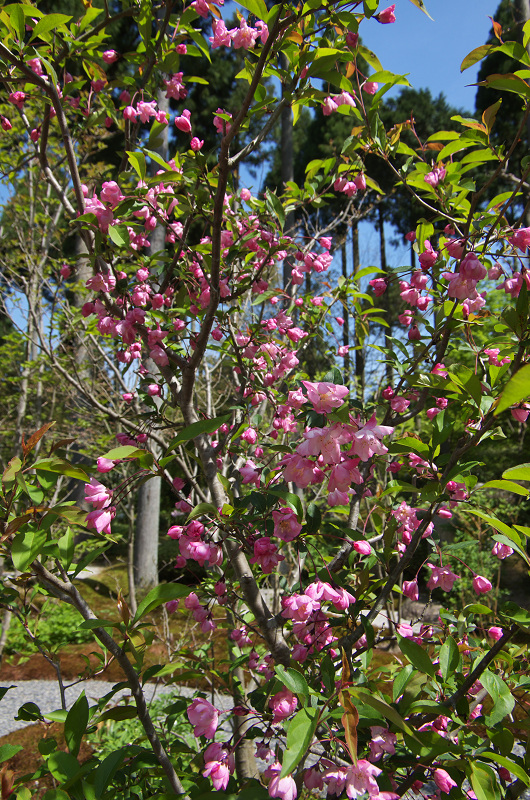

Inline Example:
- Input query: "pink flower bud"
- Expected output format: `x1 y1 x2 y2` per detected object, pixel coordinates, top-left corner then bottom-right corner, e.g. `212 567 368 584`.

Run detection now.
473 575 492 595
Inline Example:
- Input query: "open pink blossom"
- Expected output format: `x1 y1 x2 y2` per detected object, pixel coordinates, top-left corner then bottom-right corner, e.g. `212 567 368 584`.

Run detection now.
302 381 349 413
203 743 234 791
426 564 459 592
187 697 219 738
272 507 302 542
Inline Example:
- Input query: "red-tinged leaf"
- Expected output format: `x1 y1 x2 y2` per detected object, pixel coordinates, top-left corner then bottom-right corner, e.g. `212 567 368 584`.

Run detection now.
479 73 530 99
340 692 359 765
49 438 75 455
482 99 502 134
461 44 495 72
22 422 56 458
489 16 503 42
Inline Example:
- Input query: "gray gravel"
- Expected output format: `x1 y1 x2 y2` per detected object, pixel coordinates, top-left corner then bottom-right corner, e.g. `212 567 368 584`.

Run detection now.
0 679 232 738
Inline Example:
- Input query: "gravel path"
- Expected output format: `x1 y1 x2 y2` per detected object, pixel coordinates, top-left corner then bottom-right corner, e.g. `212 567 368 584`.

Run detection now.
0 679 232 738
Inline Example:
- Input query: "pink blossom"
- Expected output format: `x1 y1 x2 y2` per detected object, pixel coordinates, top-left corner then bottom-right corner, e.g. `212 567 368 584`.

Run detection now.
375 4 396 23
363 81 379 95
426 564 459 592
136 101 157 122
353 540 372 555
240 459 260 486
369 278 387 296
369 727 397 761
213 108 232 135
419 240 438 269
269 689 297 723
488 626 503 641
85 478 113 509
473 575 492 594
175 108 192 133
390 396 410 414
241 427 258 444
249 537 284 573
402 580 419 601
302 381 349 413
203 743 234 791
190 137 203 151
102 49 119 64
8 91 25 109
351 414 393 461
264 762 297 800
323 96 339 115
273 507 302 542
187 697 219 738
433 769 457 794
509 227 530 252
85 506 115 535
492 541 513 559
1 117 12 131
344 759 382 798
231 17 259 49
424 165 446 187
97 457 117 473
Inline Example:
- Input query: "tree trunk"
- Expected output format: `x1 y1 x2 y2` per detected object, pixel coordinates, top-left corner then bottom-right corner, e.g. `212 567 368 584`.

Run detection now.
378 206 393 386
280 51 295 296
341 238 351 388
352 223 365 402
132 85 169 595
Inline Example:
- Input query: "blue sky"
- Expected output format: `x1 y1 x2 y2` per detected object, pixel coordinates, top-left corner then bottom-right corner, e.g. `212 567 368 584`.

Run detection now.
360 0 501 112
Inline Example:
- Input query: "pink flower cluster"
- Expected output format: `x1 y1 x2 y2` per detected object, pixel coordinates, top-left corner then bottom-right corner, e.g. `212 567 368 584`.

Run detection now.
84 478 115 534
209 17 268 49
167 520 222 570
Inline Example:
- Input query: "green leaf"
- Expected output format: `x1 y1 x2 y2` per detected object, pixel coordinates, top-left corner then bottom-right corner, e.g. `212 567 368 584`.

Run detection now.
499 601 530 629
98 706 138 722
107 225 130 248
274 665 309 699
33 457 89 482
350 689 418 738
461 44 495 71
397 636 436 677
30 13 71 40
495 365 530 414
99 446 146 460
127 151 146 180
235 0 268 19
94 748 127 798
480 670 515 726
11 528 47 572
280 707 319 778
502 463 530 481
480 72 530 99
65 692 89 757
58 527 74 570
266 488 304 521
471 762 501 800
392 664 414 702
47 750 80 783
408 0 433 18
439 636 459 681
481 753 529 785
165 414 231 452
132 583 191 624
186 502 218 522
0 743 23 764
462 508 516 538
3 456 21 485
481 480 529 496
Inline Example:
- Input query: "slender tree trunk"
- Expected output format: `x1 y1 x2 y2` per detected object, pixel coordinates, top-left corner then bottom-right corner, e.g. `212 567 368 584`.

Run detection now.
378 206 393 386
133 86 169 595
341 238 351 388
514 0 530 225
352 223 365 402
280 51 295 296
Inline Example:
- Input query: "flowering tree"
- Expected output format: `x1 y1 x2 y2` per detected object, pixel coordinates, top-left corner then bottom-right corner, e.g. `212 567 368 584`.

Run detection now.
2 2 530 799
